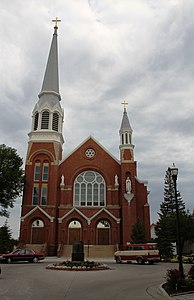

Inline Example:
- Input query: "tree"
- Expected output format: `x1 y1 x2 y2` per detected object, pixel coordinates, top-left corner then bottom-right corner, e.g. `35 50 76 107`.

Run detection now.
0 144 24 217
155 215 174 258
160 167 185 216
0 221 16 253
131 220 146 244
156 167 194 258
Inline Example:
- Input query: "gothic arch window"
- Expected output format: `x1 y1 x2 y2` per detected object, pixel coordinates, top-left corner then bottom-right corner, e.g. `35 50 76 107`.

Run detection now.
42 162 49 181
34 161 41 181
32 219 44 228
52 112 59 131
41 111 49 129
74 171 106 207
34 112 39 130
32 160 49 205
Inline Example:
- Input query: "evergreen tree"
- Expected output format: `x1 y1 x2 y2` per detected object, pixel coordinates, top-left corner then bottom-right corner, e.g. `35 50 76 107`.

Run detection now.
131 220 146 244
0 144 24 217
156 167 186 258
160 167 185 216
0 221 14 253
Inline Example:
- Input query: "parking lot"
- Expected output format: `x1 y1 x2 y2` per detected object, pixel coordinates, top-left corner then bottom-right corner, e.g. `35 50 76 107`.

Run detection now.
0 258 192 299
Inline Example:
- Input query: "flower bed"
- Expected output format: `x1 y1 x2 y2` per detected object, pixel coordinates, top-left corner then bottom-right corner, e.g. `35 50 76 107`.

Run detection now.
46 260 111 271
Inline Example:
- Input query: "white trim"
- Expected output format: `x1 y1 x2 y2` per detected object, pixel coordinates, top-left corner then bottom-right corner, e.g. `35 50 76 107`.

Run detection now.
58 207 89 223
58 207 120 224
60 135 120 165
135 176 148 186
21 206 55 222
89 207 120 223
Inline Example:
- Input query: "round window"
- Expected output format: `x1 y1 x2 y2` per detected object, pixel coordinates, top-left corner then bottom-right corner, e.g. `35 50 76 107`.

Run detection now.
85 148 95 158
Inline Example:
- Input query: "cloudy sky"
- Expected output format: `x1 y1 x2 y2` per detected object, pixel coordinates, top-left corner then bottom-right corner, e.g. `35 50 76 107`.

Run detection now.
0 0 194 238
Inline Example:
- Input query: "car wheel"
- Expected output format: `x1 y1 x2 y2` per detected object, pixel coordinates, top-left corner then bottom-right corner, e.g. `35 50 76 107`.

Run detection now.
115 256 122 264
33 257 38 263
137 257 144 265
7 258 12 264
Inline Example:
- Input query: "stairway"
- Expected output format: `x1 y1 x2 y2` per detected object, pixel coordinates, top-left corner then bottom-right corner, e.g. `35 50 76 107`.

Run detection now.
61 245 115 259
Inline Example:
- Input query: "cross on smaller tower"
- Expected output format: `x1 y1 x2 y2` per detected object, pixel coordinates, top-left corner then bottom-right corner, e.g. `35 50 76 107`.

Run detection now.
52 17 61 28
121 100 128 109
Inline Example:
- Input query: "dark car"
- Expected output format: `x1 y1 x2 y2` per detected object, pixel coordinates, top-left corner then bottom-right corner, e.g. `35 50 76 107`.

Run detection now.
0 249 45 264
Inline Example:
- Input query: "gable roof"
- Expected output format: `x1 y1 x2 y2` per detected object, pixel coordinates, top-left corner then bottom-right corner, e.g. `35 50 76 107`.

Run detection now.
21 206 55 222
60 135 120 165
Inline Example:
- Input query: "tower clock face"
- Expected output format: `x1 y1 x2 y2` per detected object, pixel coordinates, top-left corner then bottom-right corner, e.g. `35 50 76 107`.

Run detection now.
85 148 95 158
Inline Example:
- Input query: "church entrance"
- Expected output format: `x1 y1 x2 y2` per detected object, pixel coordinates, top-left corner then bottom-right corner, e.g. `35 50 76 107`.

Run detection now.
31 219 45 244
97 220 110 245
68 220 82 244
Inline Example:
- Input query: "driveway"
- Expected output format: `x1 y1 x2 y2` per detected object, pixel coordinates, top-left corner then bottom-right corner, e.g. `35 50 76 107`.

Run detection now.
0 259 190 300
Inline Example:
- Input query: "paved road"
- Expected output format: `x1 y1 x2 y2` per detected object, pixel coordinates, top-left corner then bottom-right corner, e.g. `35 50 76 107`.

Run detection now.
0 259 192 300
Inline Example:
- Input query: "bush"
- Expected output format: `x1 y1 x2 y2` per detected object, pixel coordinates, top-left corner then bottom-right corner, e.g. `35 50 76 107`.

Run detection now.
166 269 182 293
188 265 194 279
185 278 194 290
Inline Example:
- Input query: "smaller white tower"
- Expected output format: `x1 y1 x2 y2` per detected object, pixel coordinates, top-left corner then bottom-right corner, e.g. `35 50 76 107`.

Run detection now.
119 100 134 162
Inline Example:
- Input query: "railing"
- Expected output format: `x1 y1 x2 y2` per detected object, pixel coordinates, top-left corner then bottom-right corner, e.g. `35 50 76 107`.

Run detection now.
57 243 64 257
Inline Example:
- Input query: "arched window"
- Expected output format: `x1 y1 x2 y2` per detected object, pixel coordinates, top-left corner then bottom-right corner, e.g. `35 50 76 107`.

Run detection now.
32 161 49 205
42 162 49 181
41 111 49 129
125 133 128 144
52 112 59 131
74 171 106 207
32 220 44 228
34 161 41 181
34 112 39 130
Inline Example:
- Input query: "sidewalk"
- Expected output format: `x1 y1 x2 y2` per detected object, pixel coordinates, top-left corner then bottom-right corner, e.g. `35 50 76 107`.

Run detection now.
172 293 194 300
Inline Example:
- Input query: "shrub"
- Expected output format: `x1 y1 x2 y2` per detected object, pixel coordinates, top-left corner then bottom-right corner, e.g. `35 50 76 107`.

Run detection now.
188 265 194 279
185 278 194 290
166 269 182 293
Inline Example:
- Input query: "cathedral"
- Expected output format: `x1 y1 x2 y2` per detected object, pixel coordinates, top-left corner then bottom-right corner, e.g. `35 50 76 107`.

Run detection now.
19 22 151 256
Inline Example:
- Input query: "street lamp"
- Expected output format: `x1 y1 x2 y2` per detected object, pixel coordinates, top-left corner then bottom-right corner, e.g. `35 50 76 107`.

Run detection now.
170 163 184 281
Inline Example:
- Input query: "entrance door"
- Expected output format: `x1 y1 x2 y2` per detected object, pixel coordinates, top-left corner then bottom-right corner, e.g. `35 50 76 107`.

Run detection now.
68 220 81 244
97 220 110 245
31 220 45 244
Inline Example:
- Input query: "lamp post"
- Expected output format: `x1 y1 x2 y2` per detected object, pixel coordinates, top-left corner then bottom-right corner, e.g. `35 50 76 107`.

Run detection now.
170 163 184 281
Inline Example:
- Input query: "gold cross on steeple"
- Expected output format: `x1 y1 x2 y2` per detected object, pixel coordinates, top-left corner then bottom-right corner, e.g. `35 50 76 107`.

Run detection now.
121 100 128 109
52 17 61 28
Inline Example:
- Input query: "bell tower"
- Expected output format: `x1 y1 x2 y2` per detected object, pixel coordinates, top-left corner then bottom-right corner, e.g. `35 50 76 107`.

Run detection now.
20 20 64 255
119 100 134 163
28 18 64 160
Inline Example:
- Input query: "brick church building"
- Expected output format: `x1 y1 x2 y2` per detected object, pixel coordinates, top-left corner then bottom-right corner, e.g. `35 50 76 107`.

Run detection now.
19 23 151 256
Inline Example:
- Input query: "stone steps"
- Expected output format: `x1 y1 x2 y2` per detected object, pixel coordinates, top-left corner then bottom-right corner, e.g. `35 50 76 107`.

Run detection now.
61 245 115 259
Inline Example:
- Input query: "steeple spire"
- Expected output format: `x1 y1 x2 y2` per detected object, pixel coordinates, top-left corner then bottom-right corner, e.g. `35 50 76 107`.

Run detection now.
120 101 132 136
29 20 64 147
119 101 134 152
39 19 61 100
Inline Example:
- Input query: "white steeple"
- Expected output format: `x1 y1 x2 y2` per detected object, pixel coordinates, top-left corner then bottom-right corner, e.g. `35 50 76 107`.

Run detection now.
28 20 64 146
119 101 134 150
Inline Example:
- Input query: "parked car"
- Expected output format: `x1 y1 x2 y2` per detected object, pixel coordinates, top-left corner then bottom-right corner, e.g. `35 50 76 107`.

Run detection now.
0 249 45 264
114 243 160 264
